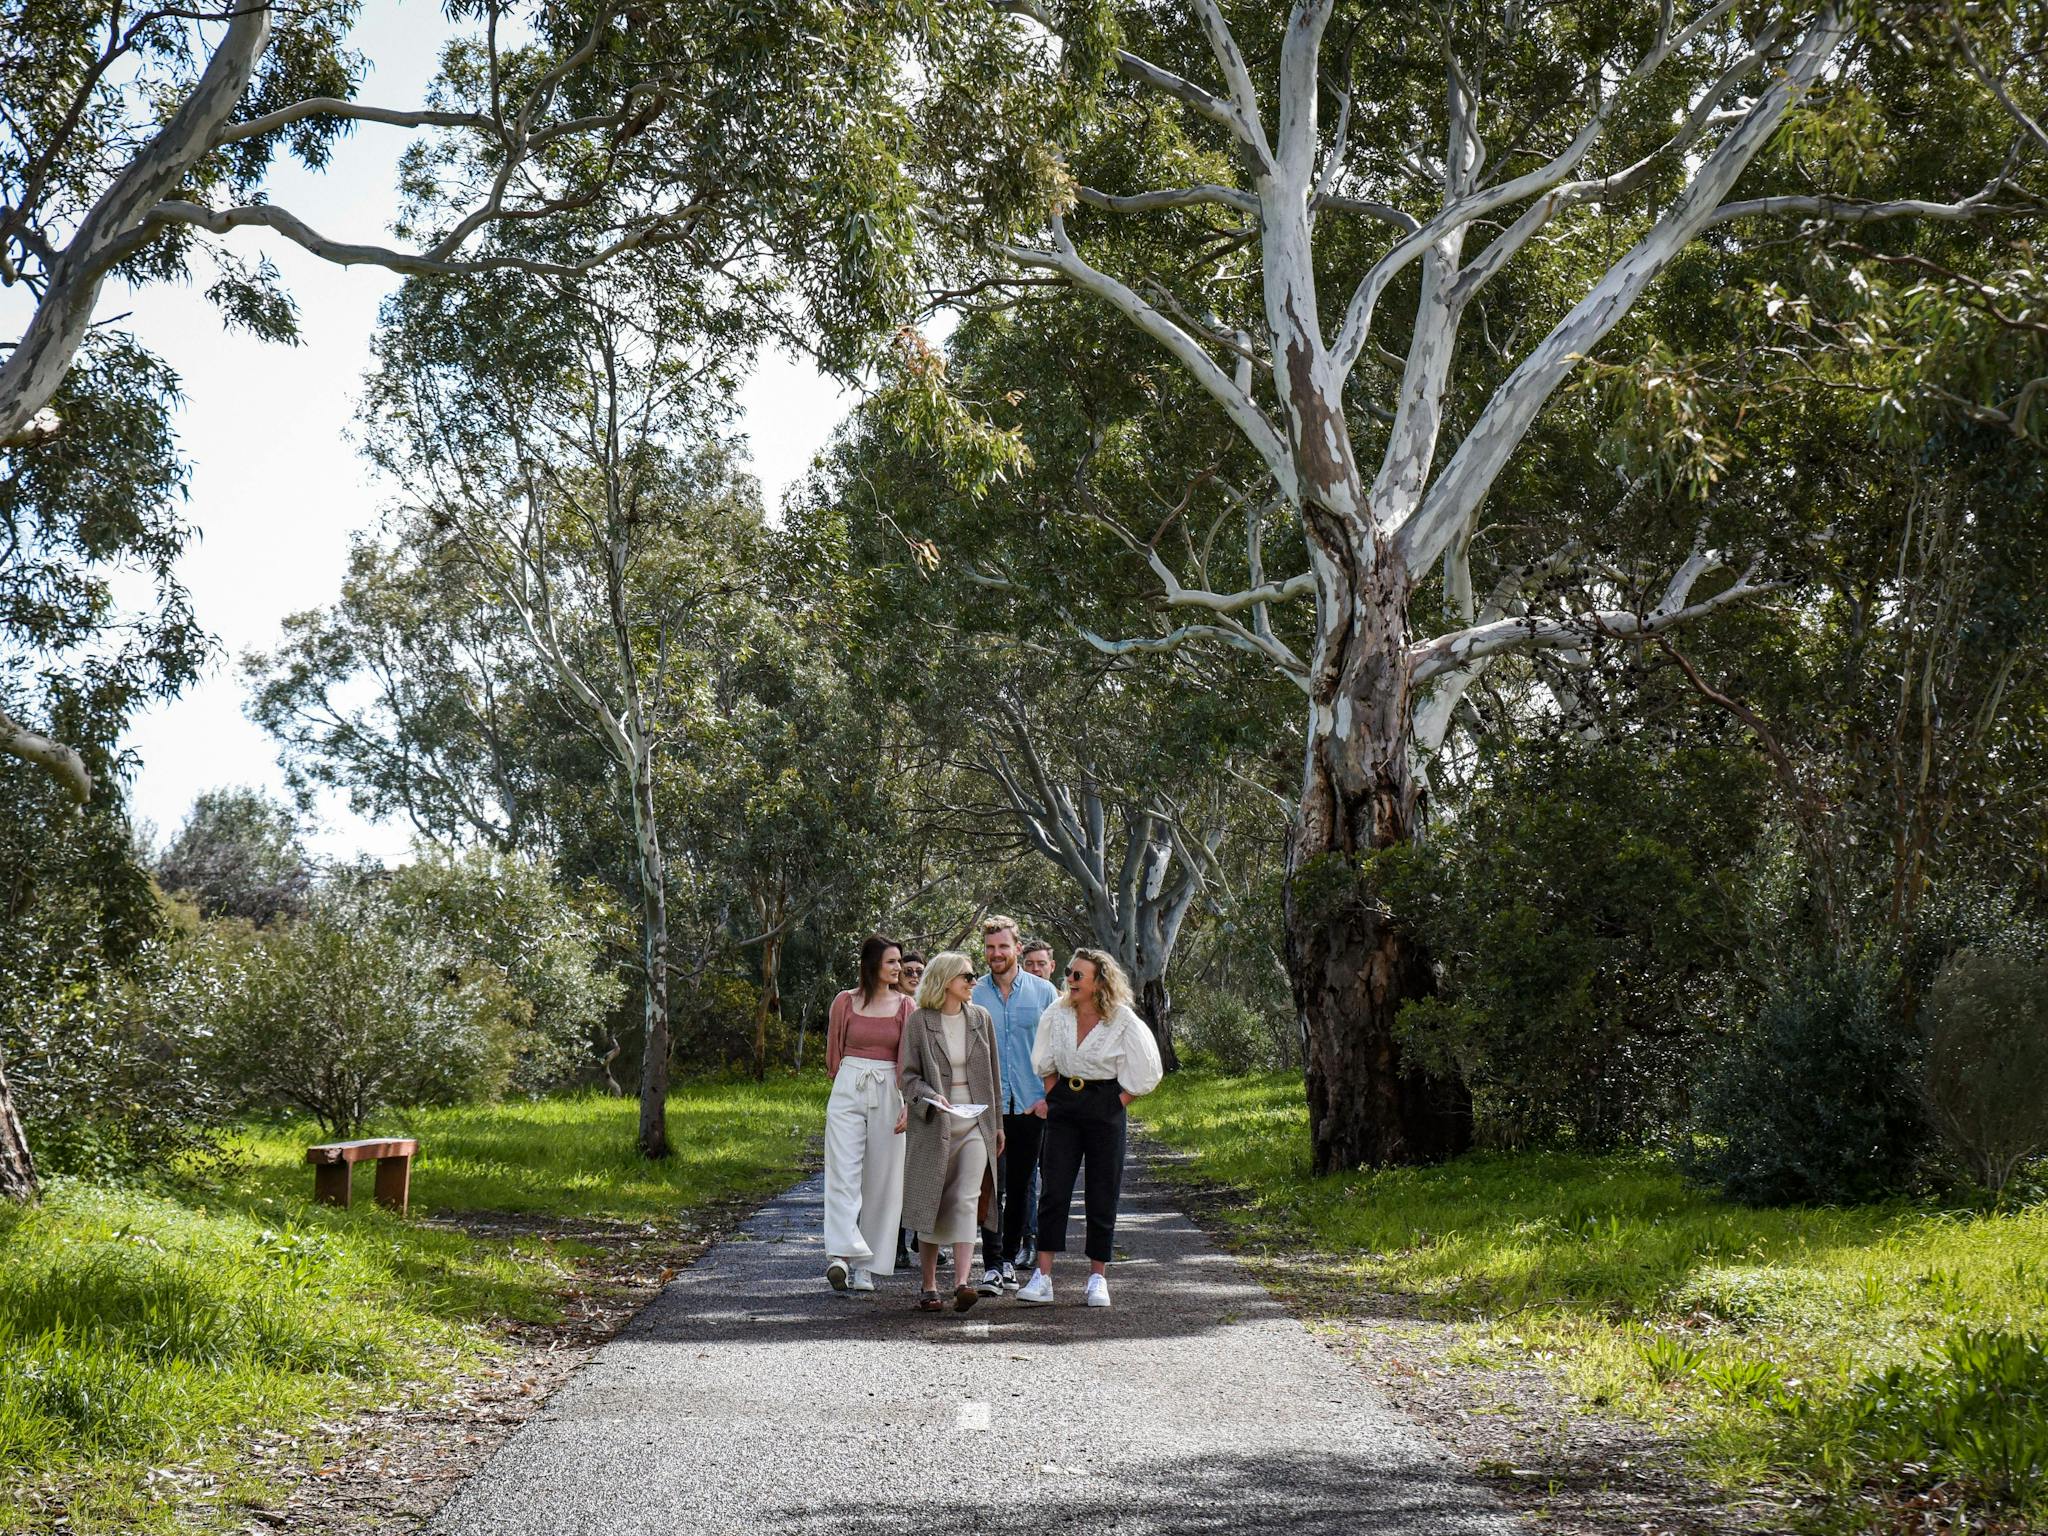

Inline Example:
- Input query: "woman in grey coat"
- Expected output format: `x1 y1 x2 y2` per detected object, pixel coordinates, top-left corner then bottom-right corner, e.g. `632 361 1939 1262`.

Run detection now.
898 950 1005 1312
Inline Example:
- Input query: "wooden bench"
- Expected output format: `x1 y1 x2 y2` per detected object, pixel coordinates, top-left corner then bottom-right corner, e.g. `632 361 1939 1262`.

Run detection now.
306 1138 418 1215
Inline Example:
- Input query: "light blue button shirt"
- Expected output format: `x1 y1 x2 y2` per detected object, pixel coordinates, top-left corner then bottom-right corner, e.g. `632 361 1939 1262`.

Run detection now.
972 969 1058 1113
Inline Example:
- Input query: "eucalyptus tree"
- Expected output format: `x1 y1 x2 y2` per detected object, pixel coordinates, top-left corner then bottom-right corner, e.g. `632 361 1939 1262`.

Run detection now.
359 270 767 1159
247 534 574 852
1 0 953 797
155 786 313 926
923 1 2041 1169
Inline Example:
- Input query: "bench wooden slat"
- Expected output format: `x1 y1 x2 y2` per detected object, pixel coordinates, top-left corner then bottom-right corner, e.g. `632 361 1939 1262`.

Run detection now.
306 1137 418 1216
305 1138 418 1165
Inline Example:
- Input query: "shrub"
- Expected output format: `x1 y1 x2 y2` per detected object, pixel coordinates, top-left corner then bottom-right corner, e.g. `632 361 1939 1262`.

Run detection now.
1175 986 1294 1073
384 846 624 1093
1923 951 2048 1197
1685 950 1927 1205
207 880 515 1135
0 931 235 1181
1385 738 1766 1148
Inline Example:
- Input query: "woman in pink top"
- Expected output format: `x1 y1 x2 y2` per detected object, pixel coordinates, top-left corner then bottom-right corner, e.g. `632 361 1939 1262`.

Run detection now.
821 934 913 1293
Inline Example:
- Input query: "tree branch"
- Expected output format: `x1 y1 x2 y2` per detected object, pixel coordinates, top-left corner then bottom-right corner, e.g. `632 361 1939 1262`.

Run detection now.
0 705 92 803
148 197 706 278
1394 6 1851 574
1406 553 1780 686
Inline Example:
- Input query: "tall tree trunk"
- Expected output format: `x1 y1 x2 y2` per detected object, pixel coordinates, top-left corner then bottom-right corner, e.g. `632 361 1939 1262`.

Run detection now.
630 763 672 1159
1284 554 1471 1174
753 929 783 1081
1136 974 1179 1074
0 1045 37 1203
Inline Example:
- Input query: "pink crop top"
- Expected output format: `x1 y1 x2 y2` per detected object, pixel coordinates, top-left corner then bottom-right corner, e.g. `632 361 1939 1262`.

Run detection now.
826 990 911 1074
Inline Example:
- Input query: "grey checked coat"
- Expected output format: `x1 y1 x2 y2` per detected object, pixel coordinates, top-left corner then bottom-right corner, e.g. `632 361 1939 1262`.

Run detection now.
898 1004 1002 1236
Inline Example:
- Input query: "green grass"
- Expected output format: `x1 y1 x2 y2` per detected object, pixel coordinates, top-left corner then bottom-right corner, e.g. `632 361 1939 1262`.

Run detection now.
0 1079 826 1535
1136 1070 2048 1528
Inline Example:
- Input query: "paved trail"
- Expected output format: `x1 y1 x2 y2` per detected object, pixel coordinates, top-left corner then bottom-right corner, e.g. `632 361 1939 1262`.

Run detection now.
429 1158 1517 1536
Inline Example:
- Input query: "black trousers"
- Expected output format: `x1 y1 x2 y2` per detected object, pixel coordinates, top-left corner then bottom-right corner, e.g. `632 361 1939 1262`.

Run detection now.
1035 1078 1127 1264
980 1111 1044 1268
998 1110 1045 1264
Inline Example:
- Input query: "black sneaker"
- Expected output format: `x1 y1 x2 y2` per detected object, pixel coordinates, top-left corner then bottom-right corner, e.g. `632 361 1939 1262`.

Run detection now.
976 1266 1004 1296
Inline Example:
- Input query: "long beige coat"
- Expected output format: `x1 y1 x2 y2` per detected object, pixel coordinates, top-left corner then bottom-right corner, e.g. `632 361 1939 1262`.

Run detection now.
898 1004 1002 1236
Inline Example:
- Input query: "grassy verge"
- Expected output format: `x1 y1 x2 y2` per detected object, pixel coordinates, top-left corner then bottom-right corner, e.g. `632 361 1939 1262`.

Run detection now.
1136 1070 2048 1530
0 1078 826 1535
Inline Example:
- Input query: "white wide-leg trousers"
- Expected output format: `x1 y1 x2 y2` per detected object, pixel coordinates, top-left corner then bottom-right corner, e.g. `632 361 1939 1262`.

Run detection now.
822 1056 905 1272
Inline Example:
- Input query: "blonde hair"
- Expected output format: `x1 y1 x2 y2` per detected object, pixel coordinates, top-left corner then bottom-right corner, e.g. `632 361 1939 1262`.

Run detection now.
1059 947 1133 1016
916 950 975 1012
981 914 1020 941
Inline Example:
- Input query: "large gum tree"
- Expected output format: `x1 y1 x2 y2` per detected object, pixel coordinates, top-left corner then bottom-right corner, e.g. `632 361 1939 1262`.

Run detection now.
958 1 2033 1169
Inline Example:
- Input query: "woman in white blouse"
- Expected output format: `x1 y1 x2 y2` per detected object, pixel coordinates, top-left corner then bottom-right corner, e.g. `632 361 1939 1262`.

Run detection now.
1015 948 1164 1309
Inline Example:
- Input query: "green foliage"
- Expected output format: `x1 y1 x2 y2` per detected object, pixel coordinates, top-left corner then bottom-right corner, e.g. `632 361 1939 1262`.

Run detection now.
1174 986 1291 1074
1686 951 1929 1206
1924 951 2048 1197
205 877 516 1137
0 1082 825 1533
1387 738 1765 1149
153 786 311 927
0 331 211 794
0 769 226 1181
384 845 625 1094
1801 1327 2048 1516
1137 1070 2048 1520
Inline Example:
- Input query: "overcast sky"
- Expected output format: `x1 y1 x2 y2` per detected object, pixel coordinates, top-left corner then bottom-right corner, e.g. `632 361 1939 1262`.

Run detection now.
87 1 854 861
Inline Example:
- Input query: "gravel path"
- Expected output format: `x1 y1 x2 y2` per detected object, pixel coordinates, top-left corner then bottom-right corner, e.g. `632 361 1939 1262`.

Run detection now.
427 1157 1518 1536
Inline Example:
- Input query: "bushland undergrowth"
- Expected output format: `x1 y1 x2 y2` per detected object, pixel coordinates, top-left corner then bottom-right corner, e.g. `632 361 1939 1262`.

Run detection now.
1137 1070 2048 1531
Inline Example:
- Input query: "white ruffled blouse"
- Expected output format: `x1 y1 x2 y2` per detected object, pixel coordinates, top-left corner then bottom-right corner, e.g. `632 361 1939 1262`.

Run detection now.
1030 1001 1166 1097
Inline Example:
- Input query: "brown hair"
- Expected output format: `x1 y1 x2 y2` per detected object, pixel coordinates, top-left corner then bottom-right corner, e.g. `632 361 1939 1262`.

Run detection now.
857 933 900 1004
1020 939 1052 958
981 914 1020 940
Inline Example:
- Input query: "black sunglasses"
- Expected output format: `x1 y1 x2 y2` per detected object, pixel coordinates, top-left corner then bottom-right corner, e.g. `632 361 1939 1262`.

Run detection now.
1066 967 1088 981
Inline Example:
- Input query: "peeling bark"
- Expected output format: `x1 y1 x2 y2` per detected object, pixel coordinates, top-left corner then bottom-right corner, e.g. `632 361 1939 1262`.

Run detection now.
1288 546 1471 1171
0 1046 37 1203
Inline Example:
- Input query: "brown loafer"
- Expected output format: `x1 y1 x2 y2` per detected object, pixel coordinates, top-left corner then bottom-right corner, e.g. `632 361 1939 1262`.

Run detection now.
953 1284 979 1313
916 1289 943 1312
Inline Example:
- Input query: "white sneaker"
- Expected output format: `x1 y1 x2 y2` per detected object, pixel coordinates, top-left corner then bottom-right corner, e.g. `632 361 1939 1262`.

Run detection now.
1084 1274 1111 1308
848 1269 875 1292
825 1258 849 1291
1001 1262 1018 1290
1015 1270 1054 1304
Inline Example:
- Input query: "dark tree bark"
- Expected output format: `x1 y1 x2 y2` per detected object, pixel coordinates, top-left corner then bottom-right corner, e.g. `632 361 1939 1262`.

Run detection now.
1137 975 1180 1074
1285 554 1471 1173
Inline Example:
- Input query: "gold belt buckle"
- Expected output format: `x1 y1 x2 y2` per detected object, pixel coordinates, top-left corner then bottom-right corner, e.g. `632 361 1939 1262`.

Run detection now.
1068 1075 1086 1092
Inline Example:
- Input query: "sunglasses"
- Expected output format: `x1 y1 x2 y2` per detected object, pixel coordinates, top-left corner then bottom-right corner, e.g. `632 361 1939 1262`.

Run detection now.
1066 968 1088 981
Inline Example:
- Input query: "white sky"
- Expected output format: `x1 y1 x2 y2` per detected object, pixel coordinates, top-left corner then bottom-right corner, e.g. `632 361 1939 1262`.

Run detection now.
83 1 854 861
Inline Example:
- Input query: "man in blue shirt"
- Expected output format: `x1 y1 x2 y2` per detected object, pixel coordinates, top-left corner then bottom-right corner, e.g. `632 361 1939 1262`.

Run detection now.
971 914 1058 1293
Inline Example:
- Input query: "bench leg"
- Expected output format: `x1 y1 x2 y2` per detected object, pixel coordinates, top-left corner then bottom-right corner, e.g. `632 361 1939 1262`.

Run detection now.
373 1154 411 1216
314 1160 352 1208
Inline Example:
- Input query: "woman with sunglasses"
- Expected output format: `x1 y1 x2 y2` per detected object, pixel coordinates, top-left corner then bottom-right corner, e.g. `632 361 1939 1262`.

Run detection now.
898 951 1005 1312
1015 948 1163 1309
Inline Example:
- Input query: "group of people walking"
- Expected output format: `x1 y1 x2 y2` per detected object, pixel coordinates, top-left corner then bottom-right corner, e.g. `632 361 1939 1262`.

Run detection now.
820 915 1165 1313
